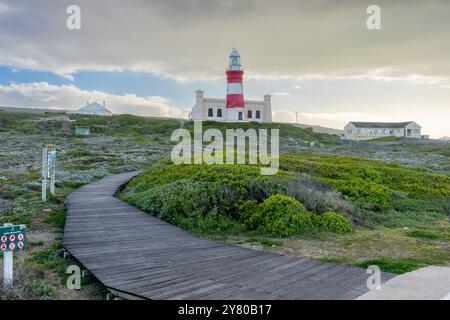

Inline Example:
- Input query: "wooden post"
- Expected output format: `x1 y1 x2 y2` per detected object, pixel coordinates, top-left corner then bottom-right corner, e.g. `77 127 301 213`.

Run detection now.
41 145 48 202
42 145 56 199
50 153 56 195
3 223 13 287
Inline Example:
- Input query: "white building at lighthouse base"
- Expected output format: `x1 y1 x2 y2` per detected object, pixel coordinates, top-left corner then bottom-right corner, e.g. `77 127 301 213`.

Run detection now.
190 90 272 123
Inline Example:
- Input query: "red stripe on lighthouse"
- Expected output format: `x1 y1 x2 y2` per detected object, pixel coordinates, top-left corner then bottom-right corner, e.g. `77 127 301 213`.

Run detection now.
226 94 245 108
226 70 245 108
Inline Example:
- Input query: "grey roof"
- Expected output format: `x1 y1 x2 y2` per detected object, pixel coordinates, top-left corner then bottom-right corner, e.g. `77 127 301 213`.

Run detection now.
349 121 417 129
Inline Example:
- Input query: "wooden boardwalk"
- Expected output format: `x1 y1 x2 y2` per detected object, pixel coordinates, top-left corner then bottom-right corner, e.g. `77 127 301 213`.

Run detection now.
63 172 394 300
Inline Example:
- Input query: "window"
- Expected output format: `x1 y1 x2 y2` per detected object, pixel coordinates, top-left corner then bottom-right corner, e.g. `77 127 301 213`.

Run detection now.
217 109 222 118
382 129 386 134
357 129 361 134
389 129 394 134
208 108 213 117
256 110 261 119
413 129 420 134
247 110 252 118
238 112 243 120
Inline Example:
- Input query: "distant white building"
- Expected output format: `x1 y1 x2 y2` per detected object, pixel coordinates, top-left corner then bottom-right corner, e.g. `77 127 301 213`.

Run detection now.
344 121 422 141
73 101 112 116
190 48 272 123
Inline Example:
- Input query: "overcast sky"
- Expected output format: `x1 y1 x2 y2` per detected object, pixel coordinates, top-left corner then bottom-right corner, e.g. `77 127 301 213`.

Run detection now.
0 0 449 137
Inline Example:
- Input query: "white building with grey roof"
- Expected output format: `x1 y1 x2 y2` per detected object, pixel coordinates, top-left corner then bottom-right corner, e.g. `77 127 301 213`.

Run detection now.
72 101 112 116
344 121 422 141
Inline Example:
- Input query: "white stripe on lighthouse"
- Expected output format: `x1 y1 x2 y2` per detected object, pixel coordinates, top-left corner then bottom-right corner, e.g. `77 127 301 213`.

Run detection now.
227 83 243 94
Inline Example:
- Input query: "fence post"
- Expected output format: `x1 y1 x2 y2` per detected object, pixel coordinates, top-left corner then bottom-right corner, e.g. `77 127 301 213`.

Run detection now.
42 145 48 202
3 223 13 287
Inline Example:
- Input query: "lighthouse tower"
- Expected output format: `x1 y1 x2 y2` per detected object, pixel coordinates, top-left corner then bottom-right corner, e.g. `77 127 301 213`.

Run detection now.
190 48 272 123
226 48 245 113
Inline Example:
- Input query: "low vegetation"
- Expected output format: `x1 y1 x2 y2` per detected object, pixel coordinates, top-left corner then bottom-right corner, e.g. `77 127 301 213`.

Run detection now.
1 110 334 298
121 161 355 238
0 108 449 297
122 153 450 273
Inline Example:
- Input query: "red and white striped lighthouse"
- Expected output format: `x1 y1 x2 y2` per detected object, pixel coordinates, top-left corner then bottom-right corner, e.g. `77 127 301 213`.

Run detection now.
226 48 245 109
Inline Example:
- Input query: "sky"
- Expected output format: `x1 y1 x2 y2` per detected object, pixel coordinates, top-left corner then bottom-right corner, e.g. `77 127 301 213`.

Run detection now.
0 0 449 138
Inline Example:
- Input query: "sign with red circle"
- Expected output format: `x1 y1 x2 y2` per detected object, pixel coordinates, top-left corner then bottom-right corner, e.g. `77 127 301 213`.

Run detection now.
0 225 27 252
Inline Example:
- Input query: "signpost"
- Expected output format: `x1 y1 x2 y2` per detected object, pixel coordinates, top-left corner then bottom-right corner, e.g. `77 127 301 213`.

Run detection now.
42 144 57 202
1 223 27 287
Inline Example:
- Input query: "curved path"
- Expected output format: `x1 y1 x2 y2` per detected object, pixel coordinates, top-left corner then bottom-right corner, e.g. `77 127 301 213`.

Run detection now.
63 172 394 300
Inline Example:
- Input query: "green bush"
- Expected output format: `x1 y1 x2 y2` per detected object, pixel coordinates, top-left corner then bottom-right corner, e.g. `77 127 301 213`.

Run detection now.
320 212 352 234
281 153 450 215
127 180 220 224
332 178 393 211
179 210 237 232
123 152 450 236
238 200 259 227
245 195 314 237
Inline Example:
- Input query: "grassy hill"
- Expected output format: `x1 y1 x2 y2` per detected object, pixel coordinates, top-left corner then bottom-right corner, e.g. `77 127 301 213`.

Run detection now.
0 109 449 299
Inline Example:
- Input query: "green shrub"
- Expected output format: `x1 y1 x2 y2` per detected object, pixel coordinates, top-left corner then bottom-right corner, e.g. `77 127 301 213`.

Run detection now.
332 178 393 211
243 178 282 202
179 210 237 232
238 200 259 227
123 153 450 236
320 212 352 234
280 153 450 216
127 180 220 224
284 175 364 224
245 195 313 237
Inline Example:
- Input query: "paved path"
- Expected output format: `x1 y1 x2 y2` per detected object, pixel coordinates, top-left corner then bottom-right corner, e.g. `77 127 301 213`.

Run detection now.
357 266 450 300
63 172 394 300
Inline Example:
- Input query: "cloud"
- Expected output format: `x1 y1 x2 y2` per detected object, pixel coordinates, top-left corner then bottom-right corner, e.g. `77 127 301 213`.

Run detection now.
0 82 190 118
0 2 11 14
1 0 450 81
272 91 292 96
273 110 296 123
